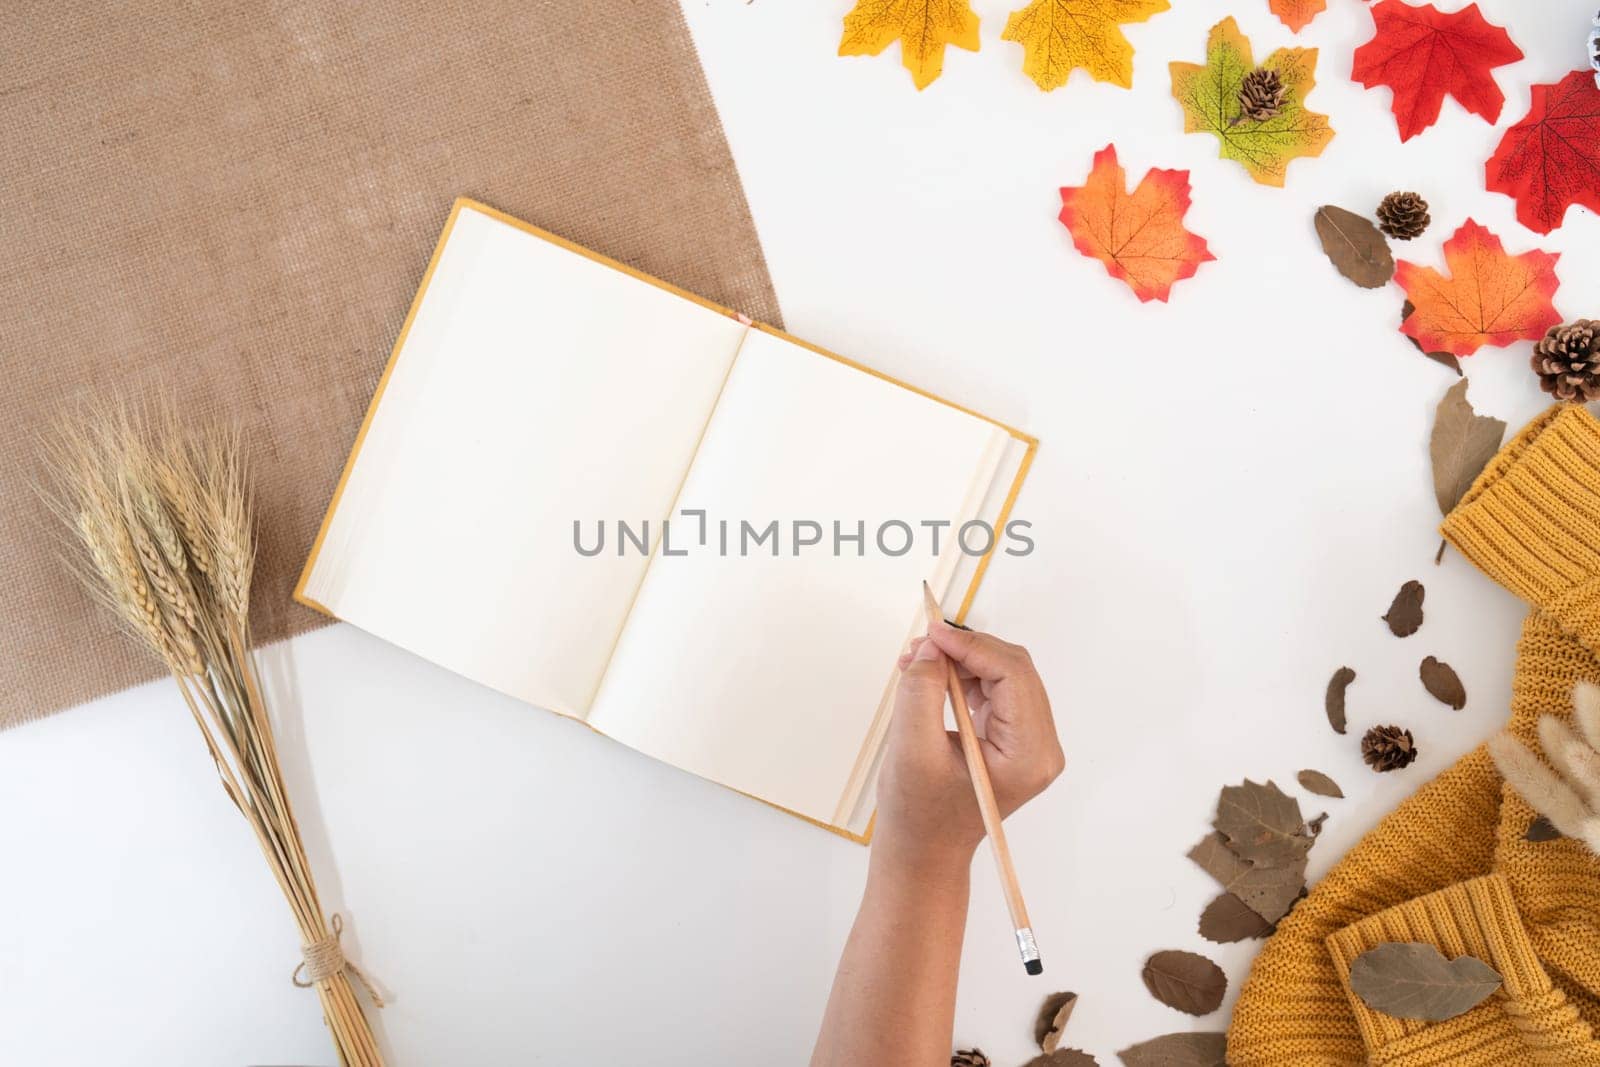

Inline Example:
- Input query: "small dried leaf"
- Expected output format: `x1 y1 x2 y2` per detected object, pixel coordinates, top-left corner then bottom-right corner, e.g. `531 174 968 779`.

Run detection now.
1420 350 1460 373
1348 941 1502 1021
1314 205 1395 288
1141 950 1227 1016
1117 1034 1227 1067
1118 1031 1227 1066
1403 301 1461 375
1297 769 1344 798
1430 379 1506 518
1526 815 1562 841
1187 831 1306 923
1215 779 1312 867
1326 666 1355 734
1034 991 1079 1051
1198 892 1273 942
1024 1051 1098 1067
1420 656 1466 710
1383 580 1425 637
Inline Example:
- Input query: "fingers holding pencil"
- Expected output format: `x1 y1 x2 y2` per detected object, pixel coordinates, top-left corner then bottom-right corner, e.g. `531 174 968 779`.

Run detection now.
880 607 1062 821
927 620 1062 783
896 623 1064 808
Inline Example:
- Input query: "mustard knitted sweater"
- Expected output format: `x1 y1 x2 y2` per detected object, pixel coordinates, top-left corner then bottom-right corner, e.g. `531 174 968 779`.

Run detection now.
1228 405 1600 1066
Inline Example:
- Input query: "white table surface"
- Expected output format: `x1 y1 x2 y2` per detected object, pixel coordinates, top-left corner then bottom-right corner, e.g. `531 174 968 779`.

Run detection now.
4 1 1597 1063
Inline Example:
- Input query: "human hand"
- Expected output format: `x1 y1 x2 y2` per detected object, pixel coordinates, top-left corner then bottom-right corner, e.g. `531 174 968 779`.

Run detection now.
874 621 1063 878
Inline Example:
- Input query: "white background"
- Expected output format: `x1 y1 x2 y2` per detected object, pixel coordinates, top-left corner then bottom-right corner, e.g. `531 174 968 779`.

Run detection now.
3 1 1597 1063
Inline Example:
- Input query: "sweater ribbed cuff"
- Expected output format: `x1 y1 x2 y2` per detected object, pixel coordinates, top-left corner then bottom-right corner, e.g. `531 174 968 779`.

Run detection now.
1442 406 1600 632
1325 874 1593 1064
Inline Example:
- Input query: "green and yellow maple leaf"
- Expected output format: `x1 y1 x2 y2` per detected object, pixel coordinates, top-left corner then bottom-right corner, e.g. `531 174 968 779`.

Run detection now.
1169 17 1334 187
1002 0 1171 91
839 0 981 90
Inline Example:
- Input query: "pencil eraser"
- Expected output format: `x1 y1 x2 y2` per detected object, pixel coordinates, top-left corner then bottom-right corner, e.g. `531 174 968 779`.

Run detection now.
1025 959 1043 976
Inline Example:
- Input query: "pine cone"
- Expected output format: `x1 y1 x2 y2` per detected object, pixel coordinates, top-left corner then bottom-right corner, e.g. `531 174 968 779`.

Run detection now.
1377 191 1430 240
1533 320 1600 403
951 1050 991 1067
1237 68 1285 122
1362 725 1418 772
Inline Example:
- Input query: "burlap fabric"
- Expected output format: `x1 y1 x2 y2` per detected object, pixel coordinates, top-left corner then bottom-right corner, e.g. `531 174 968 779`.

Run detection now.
1 1 781 728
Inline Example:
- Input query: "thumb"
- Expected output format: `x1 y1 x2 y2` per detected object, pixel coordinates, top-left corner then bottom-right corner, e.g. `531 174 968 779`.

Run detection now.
892 640 950 746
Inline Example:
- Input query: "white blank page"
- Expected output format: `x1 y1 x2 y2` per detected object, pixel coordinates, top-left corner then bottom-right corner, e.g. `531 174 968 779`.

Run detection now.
589 329 1008 824
300 204 748 715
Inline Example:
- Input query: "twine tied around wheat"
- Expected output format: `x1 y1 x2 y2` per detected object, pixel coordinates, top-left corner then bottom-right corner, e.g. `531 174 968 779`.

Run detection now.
293 913 386 1008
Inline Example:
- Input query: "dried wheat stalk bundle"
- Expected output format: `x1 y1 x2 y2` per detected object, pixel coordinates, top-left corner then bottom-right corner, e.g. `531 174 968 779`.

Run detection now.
45 408 384 1066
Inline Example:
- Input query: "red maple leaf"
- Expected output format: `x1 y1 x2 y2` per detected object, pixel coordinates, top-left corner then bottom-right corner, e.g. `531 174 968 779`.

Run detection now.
1057 145 1214 303
1395 220 1561 357
1486 70 1600 235
1351 0 1523 142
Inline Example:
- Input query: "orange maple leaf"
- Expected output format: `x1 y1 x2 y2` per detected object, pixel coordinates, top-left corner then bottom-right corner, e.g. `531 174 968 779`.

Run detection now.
1396 220 1562 356
1270 0 1326 33
1058 145 1215 303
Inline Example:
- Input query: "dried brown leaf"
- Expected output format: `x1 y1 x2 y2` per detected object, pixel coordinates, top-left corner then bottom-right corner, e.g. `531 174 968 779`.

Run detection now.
1117 1031 1228 1066
1431 379 1506 519
1383 580 1425 637
1034 991 1079 1052
1420 656 1466 709
1023 1051 1097 1067
1348 941 1502 1021
1526 815 1562 841
1326 666 1355 734
1187 832 1306 923
1141 950 1227 1016
1198 892 1273 942
1297 769 1344 798
1315 205 1395 288
1215 779 1313 867
1403 300 1462 374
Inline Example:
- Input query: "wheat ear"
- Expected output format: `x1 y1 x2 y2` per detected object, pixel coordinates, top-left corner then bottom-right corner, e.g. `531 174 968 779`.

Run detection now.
43 407 384 1066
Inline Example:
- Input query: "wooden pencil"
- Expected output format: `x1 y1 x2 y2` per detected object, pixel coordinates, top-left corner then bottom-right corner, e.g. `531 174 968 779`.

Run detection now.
921 581 1042 975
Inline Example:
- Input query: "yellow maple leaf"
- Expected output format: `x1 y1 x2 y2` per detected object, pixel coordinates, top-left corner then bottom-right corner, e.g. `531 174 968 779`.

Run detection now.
1169 17 1335 187
839 0 981 90
1003 0 1171 91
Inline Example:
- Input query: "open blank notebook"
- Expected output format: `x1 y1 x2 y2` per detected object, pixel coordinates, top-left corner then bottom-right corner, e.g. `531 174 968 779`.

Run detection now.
297 199 1035 841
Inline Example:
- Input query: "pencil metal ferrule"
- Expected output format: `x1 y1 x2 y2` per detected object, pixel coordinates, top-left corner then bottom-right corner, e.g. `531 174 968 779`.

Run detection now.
1016 927 1040 966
